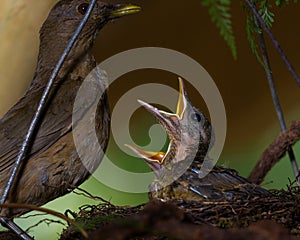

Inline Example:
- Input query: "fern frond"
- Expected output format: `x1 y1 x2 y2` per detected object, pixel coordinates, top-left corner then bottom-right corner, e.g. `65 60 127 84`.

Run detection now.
246 16 264 65
259 0 275 28
274 0 289 6
202 0 237 60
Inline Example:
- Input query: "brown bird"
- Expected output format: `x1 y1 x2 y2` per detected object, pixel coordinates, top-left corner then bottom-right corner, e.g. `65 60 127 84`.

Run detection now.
127 78 269 202
0 0 140 218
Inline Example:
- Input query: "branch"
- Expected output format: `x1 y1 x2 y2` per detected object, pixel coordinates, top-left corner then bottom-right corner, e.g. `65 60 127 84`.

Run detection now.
252 11 299 183
248 120 300 184
245 0 300 87
0 203 88 238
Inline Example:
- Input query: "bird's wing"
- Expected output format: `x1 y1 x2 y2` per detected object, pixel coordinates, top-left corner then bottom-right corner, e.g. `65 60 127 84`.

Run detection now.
0 77 79 174
187 165 269 201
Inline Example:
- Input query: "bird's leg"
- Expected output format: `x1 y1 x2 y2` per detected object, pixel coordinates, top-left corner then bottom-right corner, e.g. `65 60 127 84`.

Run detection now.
0 218 32 240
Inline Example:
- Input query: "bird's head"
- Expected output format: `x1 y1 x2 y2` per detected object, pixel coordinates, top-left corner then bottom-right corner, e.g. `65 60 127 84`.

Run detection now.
38 0 141 69
126 78 213 181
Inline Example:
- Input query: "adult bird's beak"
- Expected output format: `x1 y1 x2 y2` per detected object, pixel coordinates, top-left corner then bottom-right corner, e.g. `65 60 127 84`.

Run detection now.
125 78 190 172
96 4 141 20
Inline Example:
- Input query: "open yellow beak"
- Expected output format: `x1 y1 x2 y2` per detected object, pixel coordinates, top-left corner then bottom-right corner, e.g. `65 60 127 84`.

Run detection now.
176 77 188 119
125 144 165 164
125 77 188 169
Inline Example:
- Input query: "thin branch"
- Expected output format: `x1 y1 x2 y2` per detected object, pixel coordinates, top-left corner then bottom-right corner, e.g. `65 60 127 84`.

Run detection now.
25 219 65 233
245 0 300 87
249 3 299 184
0 203 88 238
19 213 47 219
248 120 300 185
70 185 111 204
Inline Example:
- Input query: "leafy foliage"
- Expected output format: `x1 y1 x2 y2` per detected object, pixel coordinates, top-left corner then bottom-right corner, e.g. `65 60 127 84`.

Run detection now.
246 16 264 65
201 0 299 62
259 0 275 28
275 0 299 7
244 0 299 63
201 0 237 60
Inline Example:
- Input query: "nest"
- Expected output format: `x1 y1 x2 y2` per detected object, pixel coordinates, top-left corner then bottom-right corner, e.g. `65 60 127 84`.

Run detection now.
60 186 300 240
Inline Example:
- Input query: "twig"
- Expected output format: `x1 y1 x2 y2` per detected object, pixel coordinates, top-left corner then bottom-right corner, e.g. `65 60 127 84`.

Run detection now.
248 120 300 184
0 0 98 205
0 203 88 238
70 186 111 204
19 213 47 219
25 219 65 233
245 0 300 87
251 12 299 184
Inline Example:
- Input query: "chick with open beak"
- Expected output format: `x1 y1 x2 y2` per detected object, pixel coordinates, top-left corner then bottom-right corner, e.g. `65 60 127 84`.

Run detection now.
126 78 269 201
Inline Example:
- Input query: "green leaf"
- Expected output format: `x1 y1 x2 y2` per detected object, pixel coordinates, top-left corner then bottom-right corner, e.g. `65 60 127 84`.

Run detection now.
201 0 237 60
274 0 289 7
246 16 264 65
259 0 275 28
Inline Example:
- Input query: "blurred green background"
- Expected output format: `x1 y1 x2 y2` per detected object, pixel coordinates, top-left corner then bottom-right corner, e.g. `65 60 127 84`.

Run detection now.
0 0 299 239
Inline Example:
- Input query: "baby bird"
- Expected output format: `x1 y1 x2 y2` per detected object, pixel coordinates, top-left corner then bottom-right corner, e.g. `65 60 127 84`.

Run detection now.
127 78 269 202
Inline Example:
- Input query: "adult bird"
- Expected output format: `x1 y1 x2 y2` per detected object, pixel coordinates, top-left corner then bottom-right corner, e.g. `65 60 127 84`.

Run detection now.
127 78 269 202
0 0 140 218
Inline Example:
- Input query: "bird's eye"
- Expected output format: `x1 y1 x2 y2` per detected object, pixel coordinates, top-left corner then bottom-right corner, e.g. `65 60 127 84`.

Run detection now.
191 112 201 122
77 3 90 15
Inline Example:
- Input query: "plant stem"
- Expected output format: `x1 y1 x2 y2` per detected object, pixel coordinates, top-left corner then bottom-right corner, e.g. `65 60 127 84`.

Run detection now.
253 11 299 184
245 0 300 88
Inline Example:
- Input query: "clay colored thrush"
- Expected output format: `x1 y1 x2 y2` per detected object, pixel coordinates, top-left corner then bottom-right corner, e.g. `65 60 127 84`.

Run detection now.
127 78 269 201
0 0 140 217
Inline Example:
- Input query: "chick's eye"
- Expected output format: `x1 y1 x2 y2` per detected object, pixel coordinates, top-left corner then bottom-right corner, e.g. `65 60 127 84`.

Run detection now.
77 3 89 15
191 113 202 122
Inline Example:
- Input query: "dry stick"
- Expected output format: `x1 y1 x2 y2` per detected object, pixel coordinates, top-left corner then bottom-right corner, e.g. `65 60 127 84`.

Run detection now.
71 186 111 204
248 120 300 184
25 219 65 234
245 2 300 184
0 203 88 238
245 0 300 87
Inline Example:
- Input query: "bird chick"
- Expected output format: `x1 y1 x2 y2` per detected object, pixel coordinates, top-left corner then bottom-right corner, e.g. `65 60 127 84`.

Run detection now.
127 78 269 202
